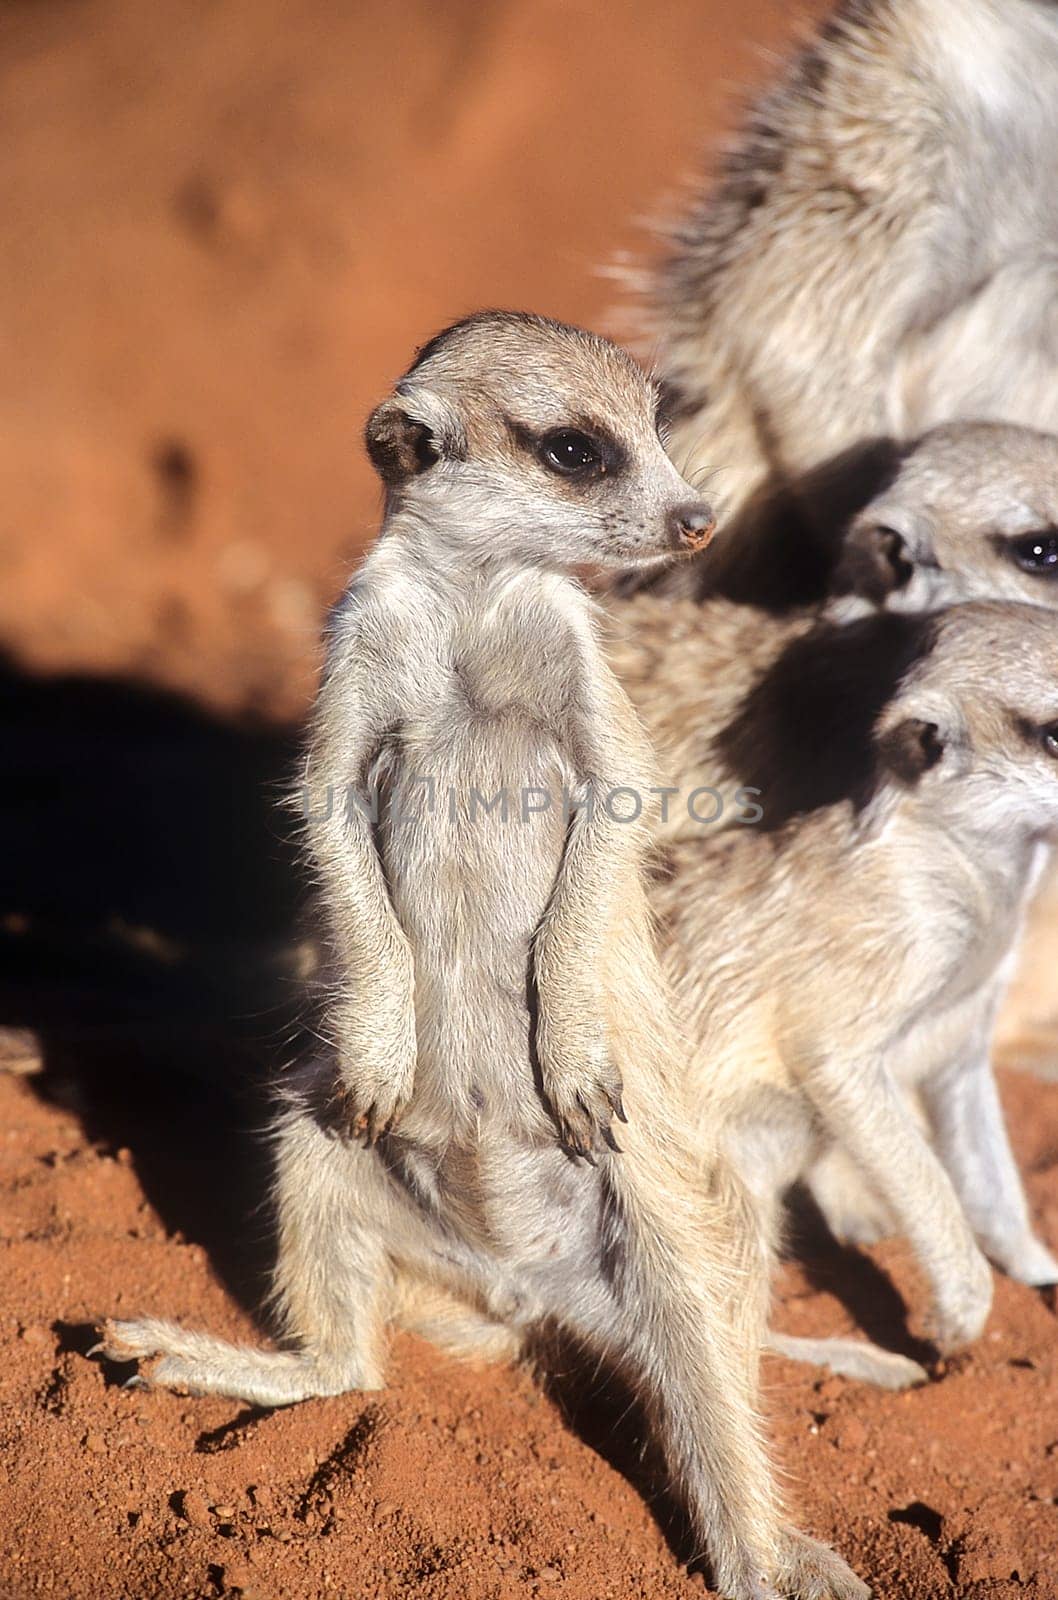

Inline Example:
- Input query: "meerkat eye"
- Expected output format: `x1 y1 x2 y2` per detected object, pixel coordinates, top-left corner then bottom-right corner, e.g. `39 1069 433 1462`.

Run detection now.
1008 530 1058 575
1042 724 1058 758
539 429 602 476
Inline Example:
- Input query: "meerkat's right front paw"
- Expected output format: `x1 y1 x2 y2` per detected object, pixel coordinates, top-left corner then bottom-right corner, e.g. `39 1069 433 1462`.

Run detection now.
333 995 417 1143
337 1063 415 1144
535 1008 626 1160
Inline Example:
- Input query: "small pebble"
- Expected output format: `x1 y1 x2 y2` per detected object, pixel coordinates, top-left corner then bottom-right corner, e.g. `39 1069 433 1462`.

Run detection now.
178 1488 211 1528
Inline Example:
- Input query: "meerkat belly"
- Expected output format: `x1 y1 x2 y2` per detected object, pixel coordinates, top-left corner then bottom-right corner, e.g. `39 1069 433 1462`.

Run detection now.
376 698 571 1105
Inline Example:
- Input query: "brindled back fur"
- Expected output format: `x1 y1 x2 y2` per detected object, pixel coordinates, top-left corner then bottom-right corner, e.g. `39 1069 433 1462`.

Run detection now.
640 0 1058 603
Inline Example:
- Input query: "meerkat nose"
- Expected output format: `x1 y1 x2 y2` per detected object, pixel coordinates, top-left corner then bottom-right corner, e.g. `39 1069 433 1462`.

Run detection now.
670 503 717 552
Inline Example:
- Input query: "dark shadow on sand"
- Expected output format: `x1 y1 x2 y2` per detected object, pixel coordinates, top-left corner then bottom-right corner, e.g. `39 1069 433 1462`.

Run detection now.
0 652 310 1312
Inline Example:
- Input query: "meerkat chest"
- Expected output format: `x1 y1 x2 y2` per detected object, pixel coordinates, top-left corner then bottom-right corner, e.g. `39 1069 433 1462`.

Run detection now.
447 591 584 733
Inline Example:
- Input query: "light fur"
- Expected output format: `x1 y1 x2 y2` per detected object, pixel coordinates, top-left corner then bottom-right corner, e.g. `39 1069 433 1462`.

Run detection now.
643 600 1058 1387
608 426 1058 1380
646 0 1058 586
98 313 864 1600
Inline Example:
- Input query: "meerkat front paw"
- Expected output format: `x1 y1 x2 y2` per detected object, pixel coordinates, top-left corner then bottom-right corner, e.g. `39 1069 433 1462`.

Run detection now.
534 1006 625 1160
333 991 417 1143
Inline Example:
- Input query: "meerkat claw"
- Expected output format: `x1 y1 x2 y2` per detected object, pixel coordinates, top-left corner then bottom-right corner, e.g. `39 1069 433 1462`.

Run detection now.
606 1086 628 1124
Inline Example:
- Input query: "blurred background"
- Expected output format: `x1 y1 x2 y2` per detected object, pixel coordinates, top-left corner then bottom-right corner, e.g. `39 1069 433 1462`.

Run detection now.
0 0 821 1060
1 0 820 721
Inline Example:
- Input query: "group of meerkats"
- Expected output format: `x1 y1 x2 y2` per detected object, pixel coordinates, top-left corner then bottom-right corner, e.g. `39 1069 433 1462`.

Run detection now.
97 2 1058 1596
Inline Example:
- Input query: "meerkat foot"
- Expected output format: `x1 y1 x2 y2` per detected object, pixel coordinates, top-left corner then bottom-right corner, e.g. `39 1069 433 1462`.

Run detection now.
809 1188 894 1248
774 1528 870 1600
927 1249 993 1352
767 1332 928 1390
989 1232 1058 1287
710 1553 780 1600
96 1318 378 1407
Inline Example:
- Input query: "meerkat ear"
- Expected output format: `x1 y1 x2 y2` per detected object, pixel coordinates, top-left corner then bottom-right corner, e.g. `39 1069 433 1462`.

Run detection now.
834 522 914 603
364 396 441 485
876 716 945 784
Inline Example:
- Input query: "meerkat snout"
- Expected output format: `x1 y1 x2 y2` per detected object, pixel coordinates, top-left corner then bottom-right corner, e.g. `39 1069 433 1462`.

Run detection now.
364 310 717 573
670 502 717 552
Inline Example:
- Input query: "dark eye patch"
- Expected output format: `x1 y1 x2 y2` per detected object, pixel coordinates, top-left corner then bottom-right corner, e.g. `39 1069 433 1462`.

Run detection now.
1012 712 1058 756
1005 529 1058 575
504 415 627 483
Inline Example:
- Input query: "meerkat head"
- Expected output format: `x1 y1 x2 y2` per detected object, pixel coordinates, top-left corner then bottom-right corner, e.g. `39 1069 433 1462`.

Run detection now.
835 423 1058 612
874 601 1058 835
363 311 715 571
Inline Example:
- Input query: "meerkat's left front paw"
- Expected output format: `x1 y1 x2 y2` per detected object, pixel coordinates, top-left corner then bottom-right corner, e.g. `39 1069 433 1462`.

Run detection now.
535 1006 626 1159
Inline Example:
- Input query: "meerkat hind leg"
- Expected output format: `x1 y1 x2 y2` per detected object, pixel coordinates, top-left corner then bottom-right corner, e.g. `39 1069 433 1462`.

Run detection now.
98 1107 391 1407
97 1317 370 1407
924 1052 1058 1287
767 1331 928 1391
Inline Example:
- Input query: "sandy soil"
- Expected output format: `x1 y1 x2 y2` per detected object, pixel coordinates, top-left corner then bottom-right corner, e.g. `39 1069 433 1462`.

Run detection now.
2 1054 1057 1600
4 1 1058 1597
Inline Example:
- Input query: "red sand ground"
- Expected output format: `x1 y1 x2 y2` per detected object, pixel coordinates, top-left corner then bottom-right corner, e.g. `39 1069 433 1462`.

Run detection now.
3 1060 1058 1600
3 2 1058 1596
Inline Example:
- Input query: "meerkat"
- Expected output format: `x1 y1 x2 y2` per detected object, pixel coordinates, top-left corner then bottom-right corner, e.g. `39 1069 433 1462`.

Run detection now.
97 314 865 1600
807 419 1058 1250
629 0 1058 1112
603 424 1058 1381
645 600 1058 1388
637 0 1058 603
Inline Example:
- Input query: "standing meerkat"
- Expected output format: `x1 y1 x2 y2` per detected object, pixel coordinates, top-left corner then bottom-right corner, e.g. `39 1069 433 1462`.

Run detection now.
641 0 1058 601
648 600 1058 1387
98 314 865 1600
